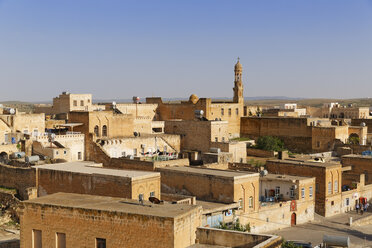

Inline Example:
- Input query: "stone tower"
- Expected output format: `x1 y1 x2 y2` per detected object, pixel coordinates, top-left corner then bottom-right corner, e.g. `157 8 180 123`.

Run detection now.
233 58 244 103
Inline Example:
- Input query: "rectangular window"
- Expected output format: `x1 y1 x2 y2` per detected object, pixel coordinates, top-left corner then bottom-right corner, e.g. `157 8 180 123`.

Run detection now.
301 188 305 199
316 183 319 193
345 198 350 206
221 108 224 116
236 108 239 115
80 100 84 106
32 229 42 248
56 233 66 248
328 182 332 195
96 238 106 248
215 137 218 142
133 148 137 156
248 196 253 208
309 186 313 198
316 141 320 148
138 194 144 202
78 152 82 160
334 180 338 193
228 108 231 116
73 100 77 106
33 129 38 137
222 137 225 142
121 151 126 157
24 129 29 134
150 191 155 197
290 188 294 198
275 187 280 197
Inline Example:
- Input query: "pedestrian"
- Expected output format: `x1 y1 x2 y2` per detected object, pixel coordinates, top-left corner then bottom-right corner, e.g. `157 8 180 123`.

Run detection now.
356 203 360 213
365 203 369 212
360 205 364 215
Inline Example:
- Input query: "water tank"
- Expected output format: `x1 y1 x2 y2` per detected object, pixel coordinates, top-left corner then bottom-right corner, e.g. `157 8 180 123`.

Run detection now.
360 122 366 127
11 152 25 159
132 96 140 103
25 155 39 163
259 170 268 177
323 235 349 247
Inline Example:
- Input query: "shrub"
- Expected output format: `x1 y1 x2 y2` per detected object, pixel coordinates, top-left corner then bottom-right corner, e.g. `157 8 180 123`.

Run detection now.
255 136 285 152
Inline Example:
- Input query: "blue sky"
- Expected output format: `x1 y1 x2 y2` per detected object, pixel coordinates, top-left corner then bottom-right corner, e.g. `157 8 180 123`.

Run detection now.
0 0 371 101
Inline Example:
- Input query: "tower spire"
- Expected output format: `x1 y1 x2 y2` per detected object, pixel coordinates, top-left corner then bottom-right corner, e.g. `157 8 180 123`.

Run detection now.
233 59 244 103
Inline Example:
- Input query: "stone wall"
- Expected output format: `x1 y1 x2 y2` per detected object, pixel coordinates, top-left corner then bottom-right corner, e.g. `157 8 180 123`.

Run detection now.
36 168 161 200
0 164 35 200
246 148 276 158
342 155 372 185
0 240 20 248
20 200 202 248
195 228 281 248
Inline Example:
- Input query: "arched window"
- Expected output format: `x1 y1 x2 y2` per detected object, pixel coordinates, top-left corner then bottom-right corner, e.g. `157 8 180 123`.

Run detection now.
102 125 107 137
94 125 99 136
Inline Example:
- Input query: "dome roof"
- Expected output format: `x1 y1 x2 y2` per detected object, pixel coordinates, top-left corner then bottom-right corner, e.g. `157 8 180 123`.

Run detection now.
189 94 199 104
235 60 242 70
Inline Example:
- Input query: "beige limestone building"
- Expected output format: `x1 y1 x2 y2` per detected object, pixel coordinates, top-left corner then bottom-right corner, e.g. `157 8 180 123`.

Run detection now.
147 60 246 138
20 193 202 248
35 161 161 200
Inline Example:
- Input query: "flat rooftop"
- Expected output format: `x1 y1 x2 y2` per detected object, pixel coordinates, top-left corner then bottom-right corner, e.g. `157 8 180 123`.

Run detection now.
157 166 259 179
34 161 160 180
342 154 372 160
262 173 314 182
267 159 341 168
24 192 200 218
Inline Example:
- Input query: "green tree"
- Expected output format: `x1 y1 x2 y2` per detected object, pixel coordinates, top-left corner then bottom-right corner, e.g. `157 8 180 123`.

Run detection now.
255 136 284 152
218 218 250 232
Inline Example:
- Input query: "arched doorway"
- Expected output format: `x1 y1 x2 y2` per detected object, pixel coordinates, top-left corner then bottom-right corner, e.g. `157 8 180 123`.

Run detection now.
348 133 359 145
0 152 8 164
291 213 296 226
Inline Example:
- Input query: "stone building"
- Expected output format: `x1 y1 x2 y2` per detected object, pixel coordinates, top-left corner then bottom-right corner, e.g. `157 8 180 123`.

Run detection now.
266 159 345 217
33 133 85 162
322 103 371 119
35 161 161 200
240 116 367 153
34 92 104 115
20 192 202 248
0 110 45 143
146 60 246 138
98 134 180 159
342 154 372 185
243 173 315 233
157 167 260 214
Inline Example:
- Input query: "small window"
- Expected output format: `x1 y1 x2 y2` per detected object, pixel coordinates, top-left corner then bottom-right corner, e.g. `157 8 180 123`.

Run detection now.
222 137 225 142
32 229 42 248
331 201 334 206
96 238 106 248
301 188 305 199
150 191 155 197
56 151 59 155
88 99 91 103
133 148 137 156
345 198 349 206
94 125 99 136
316 141 320 148
238 198 243 209
248 196 253 208
275 187 280 197
290 188 294 198
309 186 313 198
334 180 338 193
121 151 126 157
221 108 224 116
102 125 107 137
138 194 144 202
73 100 77 106
56 232 66 248
80 100 84 106
328 182 332 195
78 152 82 160
24 129 29 134
63 150 67 155
215 137 218 142
228 108 231 116
236 108 239 115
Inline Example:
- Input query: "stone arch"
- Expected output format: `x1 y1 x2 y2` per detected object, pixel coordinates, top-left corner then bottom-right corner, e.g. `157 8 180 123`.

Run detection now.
102 125 107 137
94 125 99 136
348 133 359 145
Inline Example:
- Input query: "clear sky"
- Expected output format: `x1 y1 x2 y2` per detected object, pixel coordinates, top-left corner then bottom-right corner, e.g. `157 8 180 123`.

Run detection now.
1 0 371 101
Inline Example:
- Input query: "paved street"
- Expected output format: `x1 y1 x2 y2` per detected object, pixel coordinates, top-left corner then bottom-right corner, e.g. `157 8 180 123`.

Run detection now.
266 212 372 247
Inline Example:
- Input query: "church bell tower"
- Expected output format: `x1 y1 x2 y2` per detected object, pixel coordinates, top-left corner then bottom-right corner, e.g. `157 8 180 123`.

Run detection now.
233 58 244 103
